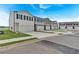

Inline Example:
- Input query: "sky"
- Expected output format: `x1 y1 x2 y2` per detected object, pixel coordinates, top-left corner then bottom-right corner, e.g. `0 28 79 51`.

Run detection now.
0 4 79 26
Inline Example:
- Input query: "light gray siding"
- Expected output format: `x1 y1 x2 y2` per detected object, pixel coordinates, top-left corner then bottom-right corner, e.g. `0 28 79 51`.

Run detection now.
59 22 79 30
9 10 58 33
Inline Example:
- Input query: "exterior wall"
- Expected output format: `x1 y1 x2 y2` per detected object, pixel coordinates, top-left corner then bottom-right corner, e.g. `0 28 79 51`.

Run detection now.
37 25 44 31
46 25 50 30
53 24 58 29
9 11 34 32
59 22 79 30
9 10 58 33
9 11 15 32
51 22 58 30
51 26 54 30
67 26 73 30
15 14 34 32
75 26 79 30
16 21 34 32
59 25 65 29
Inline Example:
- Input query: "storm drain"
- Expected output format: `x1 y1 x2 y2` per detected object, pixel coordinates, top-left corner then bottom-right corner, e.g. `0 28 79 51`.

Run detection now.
37 40 79 54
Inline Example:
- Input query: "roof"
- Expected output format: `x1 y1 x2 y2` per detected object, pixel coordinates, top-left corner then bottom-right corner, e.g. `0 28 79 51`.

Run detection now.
59 22 79 24
13 10 33 16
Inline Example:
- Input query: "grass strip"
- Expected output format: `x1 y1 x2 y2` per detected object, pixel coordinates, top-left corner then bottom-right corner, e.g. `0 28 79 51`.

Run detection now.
0 30 31 40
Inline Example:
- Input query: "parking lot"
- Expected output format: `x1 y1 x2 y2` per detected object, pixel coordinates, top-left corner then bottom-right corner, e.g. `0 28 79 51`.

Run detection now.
42 34 79 50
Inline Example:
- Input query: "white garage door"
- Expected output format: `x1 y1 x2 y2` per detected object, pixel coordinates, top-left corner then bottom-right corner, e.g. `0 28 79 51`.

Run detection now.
60 26 65 29
46 26 50 30
67 26 73 30
75 26 79 30
19 25 34 33
37 26 44 31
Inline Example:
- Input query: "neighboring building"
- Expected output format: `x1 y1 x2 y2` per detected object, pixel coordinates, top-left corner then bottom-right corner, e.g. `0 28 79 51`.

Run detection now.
59 22 79 30
9 10 58 33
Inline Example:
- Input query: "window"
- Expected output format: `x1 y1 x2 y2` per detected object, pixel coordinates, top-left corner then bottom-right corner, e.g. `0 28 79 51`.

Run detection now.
62 24 65 25
21 15 22 20
16 14 18 19
32 17 33 21
26 16 28 20
29 17 31 21
76 24 78 25
24 15 26 20
74 24 75 25
18 14 21 19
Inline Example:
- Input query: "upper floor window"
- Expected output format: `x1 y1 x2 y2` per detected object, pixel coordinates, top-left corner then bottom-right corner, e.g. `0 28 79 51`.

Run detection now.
16 14 35 21
32 17 33 21
24 15 26 20
26 16 28 20
29 17 31 21
21 15 22 20
73 24 75 25
16 14 22 20
37 18 39 22
16 14 18 19
76 24 78 25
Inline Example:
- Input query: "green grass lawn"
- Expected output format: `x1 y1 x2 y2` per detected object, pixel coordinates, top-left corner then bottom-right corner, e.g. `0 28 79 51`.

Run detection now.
0 30 31 40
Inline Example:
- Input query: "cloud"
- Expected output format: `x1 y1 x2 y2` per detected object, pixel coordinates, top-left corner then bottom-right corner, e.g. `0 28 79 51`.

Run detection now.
0 11 9 26
31 4 63 10
39 4 63 9
39 4 52 9
30 4 37 9
54 4 63 7
30 4 52 10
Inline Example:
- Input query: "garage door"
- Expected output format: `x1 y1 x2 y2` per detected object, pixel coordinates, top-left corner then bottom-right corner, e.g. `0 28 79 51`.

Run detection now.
46 25 50 30
37 25 44 31
67 26 73 30
19 25 34 33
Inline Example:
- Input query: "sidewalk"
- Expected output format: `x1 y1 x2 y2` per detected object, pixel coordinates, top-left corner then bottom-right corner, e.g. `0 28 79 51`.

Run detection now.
0 36 36 45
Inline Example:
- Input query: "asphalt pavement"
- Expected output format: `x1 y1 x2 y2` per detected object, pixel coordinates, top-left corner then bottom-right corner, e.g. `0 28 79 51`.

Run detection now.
0 32 79 54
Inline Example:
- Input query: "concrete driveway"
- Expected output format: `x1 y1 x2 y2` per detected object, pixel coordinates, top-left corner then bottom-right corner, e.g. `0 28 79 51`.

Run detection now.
25 31 58 38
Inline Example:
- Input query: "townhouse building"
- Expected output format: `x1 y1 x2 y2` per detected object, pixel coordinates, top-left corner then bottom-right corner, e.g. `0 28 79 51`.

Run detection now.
9 10 58 33
59 22 79 30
